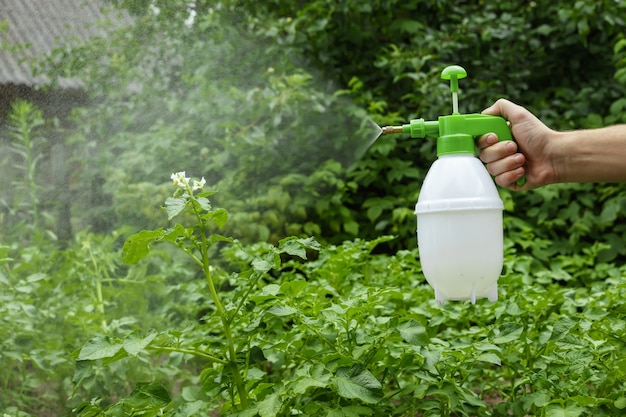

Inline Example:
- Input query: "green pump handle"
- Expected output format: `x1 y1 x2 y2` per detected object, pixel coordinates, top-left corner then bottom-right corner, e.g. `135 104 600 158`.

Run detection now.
381 65 526 186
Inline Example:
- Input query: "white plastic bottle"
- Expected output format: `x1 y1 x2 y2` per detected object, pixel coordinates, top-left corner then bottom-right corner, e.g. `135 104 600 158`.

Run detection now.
380 65 522 304
415 153 503 304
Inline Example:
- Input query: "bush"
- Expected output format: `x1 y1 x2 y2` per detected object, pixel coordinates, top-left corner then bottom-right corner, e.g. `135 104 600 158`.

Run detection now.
31 0 626 254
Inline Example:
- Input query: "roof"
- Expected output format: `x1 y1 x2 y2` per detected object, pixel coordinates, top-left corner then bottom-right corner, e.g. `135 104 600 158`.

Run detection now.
0 0 131 89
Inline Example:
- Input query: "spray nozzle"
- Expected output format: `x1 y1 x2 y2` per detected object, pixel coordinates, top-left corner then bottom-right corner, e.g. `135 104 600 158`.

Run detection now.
380 65 525 185
381 126 403 135
381 65 469 136
381 118 440 138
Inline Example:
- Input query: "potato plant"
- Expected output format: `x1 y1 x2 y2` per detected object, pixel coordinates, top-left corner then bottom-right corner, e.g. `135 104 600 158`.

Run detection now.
62 177 626 416
1 1 626 416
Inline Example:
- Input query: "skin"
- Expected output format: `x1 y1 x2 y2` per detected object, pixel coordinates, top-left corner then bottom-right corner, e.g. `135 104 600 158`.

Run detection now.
478 98 626 191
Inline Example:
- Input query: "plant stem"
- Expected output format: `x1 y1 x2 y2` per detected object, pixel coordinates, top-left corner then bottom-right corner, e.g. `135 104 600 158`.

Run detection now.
19 110 39 230
189 192 249 409
94 277 107 331
148 345 227 364
86 242 108 332
10 102 41 230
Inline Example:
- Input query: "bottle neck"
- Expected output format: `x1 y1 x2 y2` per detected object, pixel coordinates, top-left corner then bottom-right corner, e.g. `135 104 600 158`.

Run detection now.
437 133 475 156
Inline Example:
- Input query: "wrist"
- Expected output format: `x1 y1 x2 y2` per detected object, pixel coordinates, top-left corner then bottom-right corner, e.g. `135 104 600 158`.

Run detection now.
549 125 626 184
547 130 571 184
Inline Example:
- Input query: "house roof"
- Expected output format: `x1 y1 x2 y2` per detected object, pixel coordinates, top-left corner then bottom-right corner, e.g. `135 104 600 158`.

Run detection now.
0 0 131 89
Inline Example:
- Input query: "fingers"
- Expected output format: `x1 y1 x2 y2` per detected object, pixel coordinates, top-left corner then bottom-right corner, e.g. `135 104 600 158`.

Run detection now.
478 132 527 190
495 167 526 189
481 98 527 123
485 151 525 175
477 132 498 150
478 135 518 163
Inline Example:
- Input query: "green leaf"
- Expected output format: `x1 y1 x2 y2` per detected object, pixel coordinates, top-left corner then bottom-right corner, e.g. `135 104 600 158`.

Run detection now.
203 208 228 228
551 316 577 340
77 335 125 361
252 253 280 272
160 224 187 243
492 323 524 344
397 319 429 345
122 330 157 356
289 363 331 395
280 279 308 297
123 382 171 409
334 364 383 404
261 284 280 296
614 38 626 54
195 196 212 212
278 236 320 259
172 400 209 416
164 197 187 220
344 221 359 236
196 190 217 198
279 239 307 259
257 392 281 417
122 229 165 264
208 233 235 246
615 397 626 409
290 376 329 395
266 304 298 317
522 391 551 409
544 402 584 417
568 396 597 407
476 352 501 366
72 360 94 387
615 67 626 85
366 204 383 222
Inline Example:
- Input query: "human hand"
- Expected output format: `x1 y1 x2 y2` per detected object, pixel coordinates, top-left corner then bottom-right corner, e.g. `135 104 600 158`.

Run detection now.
478 99 557 190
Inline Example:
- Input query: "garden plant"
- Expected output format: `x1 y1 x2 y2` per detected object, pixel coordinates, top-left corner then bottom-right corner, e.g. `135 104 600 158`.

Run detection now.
1 0 626 416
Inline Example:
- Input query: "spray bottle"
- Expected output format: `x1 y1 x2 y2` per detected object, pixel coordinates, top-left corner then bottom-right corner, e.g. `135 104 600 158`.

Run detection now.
381 65 524 304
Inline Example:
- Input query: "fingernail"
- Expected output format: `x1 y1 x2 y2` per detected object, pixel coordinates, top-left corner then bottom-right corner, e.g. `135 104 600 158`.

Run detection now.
506 141 517 150
486 133 497 144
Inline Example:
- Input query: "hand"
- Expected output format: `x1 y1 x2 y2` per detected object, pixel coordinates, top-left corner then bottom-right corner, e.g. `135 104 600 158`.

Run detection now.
478 99 557 190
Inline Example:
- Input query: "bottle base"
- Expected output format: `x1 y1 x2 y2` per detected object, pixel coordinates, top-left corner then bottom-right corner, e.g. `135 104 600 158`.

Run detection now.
434 283 498 305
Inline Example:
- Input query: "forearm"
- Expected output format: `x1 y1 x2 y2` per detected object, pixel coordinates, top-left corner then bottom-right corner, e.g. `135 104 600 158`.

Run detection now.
552 125 626 184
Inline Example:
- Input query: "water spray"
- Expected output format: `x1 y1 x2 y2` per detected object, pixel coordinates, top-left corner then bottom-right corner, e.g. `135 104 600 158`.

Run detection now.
380 65 525 304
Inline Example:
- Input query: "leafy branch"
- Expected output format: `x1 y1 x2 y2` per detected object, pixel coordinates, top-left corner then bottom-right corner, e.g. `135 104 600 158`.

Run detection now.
121 172 250 409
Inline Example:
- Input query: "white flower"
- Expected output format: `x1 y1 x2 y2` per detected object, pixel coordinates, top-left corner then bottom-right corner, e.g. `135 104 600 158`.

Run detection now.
171 171 190 188
192 177 206 191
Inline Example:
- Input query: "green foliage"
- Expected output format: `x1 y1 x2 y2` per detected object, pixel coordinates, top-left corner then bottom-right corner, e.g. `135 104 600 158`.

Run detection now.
32 0 626 253
37 5 376 245
3 0 626 415
0 100 46 238
242 0 626 249
2 179 626 415
0 229 174 415
68 220 626 416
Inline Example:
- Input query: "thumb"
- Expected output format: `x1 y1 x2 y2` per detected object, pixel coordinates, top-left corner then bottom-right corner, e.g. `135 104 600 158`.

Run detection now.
481 98 525 123
481 101 501 116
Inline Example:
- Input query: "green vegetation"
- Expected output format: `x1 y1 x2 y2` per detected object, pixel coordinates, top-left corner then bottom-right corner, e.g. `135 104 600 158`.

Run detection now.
1 0 626 416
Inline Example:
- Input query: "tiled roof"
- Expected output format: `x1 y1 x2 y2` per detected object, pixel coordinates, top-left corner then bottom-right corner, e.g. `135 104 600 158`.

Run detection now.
0 0 131 88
